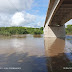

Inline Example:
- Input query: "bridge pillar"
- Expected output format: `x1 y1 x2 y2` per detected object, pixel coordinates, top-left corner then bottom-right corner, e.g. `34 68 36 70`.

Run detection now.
44 25 65 38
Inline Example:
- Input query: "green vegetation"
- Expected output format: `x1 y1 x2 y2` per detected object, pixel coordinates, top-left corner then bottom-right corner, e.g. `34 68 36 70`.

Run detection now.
1 25 72 36
0 27 43 36
65 25 72 35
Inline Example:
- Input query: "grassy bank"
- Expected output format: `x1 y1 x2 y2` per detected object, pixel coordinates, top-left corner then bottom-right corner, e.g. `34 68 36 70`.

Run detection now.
0 27 43 36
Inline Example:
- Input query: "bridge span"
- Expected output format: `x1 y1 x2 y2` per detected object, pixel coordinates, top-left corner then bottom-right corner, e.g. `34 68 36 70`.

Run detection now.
44 0 72 37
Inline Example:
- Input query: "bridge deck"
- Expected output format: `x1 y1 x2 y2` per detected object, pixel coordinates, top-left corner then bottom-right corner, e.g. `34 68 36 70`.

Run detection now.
45 0 72 26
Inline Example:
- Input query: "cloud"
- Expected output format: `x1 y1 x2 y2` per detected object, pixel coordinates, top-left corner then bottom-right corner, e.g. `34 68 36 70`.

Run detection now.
11 12 25 26
0 0 33 13
0 0 45 28
0 11 44 27
0 13 11 27
11 12 36 26
37 22 42 27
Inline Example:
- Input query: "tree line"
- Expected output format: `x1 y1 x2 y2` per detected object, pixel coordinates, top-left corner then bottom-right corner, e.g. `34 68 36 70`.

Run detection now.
66 25 72 35
0 25 72 36
0 27 43 36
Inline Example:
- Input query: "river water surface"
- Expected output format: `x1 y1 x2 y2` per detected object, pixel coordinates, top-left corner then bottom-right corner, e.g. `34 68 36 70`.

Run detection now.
0 35 72 72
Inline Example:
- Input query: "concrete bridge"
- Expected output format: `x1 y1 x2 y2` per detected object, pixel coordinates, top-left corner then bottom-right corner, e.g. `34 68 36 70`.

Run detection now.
44 0 72 37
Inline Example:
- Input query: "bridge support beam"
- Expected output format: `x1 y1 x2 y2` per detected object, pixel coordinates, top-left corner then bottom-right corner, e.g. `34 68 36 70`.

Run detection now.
44 25 65 38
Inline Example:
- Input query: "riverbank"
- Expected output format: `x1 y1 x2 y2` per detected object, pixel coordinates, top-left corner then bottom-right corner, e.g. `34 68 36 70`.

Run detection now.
0 34 43 39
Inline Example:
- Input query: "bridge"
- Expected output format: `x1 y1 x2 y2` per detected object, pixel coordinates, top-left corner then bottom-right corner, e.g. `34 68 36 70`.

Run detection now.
44 0 72 37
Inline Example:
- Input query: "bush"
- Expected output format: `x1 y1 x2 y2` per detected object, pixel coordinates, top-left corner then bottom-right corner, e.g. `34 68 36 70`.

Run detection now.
0 31 11 36
66 25 72 35
33 29 43 35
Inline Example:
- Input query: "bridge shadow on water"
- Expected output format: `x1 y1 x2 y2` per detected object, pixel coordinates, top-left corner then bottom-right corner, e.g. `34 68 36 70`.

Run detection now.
0 37 72 72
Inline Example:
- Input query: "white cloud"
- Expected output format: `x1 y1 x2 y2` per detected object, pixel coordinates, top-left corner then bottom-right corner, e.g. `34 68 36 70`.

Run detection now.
0 13 11 27
0 11 44 27
10 12 36 26
0 0 33 13
37 22 41 26
0 0 45 28
11 12 25 26
36 22 43 28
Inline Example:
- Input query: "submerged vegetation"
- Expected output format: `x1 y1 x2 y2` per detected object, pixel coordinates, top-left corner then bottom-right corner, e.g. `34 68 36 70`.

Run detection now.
0 27 43 36
66 25 72 35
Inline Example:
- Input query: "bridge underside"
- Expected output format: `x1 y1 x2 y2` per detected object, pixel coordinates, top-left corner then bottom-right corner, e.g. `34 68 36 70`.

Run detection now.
51 0 72 26
44 0 72 38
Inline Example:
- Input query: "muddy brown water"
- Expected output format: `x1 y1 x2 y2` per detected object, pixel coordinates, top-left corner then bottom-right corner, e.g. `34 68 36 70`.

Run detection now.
0 34 72 72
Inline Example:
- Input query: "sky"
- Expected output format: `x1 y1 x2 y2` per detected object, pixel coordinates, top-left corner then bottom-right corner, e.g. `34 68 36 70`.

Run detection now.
0 0 71 28
0 0 49 28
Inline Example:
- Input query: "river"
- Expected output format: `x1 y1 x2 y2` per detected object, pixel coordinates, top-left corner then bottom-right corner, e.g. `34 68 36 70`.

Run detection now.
0 34 72 72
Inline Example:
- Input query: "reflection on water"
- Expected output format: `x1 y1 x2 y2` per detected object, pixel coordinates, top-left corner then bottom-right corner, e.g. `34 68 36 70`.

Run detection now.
0 35 47 72
0 35 72 72
44 37 72 72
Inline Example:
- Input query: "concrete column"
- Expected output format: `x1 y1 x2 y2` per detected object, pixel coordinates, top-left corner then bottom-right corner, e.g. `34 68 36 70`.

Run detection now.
44 24 65 38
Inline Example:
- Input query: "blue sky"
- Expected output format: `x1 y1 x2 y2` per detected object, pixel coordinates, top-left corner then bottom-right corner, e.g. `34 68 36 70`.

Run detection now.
23 0 49 27
0 0 71 27
27 0 49 16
